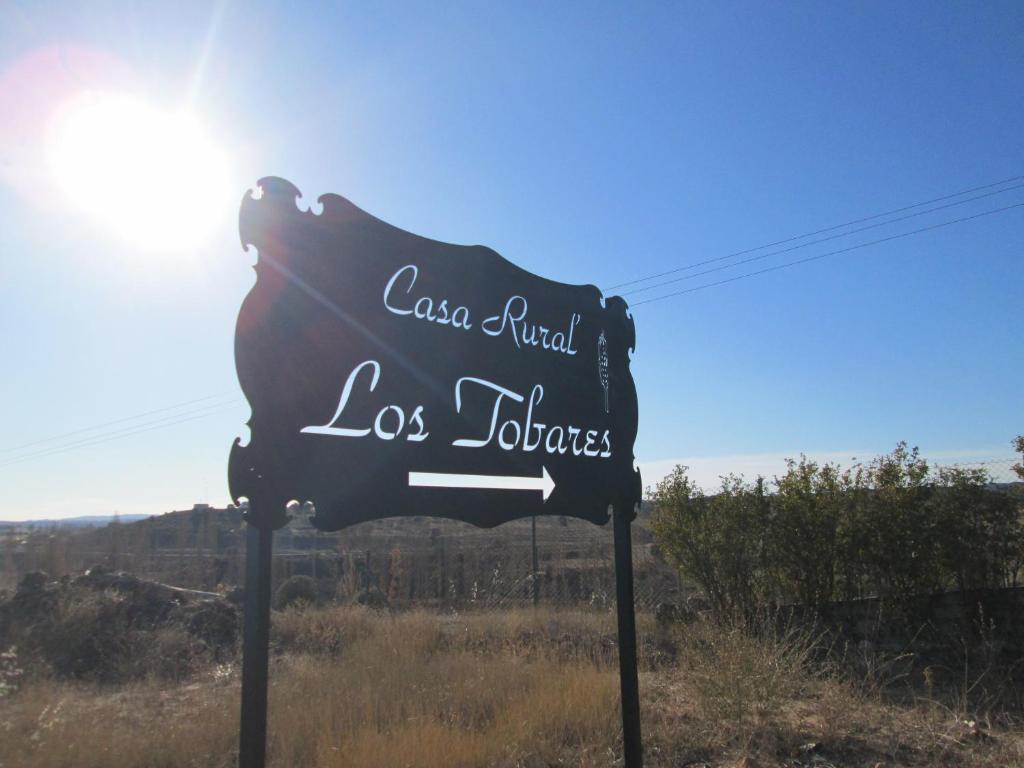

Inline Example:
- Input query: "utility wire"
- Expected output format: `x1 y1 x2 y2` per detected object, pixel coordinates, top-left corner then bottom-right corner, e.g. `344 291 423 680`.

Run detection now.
622 183 1024 297
0 399 240 466
10 177 1023 464
605 173 1024 292
630 201 1024 307
0 399 242 467
0 392 238 454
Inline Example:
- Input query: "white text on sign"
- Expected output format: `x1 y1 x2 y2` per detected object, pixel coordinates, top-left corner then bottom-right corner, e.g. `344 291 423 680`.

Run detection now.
383 264 581 356
301 360 611 458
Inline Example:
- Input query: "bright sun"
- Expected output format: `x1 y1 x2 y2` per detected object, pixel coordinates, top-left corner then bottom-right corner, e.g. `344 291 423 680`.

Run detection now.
46 91 230 252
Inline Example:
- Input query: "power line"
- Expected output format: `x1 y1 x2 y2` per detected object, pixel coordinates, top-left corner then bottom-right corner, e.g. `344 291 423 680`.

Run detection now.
0 399 240 466
0 399 242 468
630 201 1024 307
11 176 1023 465
605 173 1024 292
622 183 1024 297
0 392 238 454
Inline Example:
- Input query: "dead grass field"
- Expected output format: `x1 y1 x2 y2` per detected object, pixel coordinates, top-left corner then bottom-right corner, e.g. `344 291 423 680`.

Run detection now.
3 607 1024 767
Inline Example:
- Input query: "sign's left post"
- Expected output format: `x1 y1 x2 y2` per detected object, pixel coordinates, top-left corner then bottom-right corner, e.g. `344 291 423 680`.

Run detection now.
238 510 275 768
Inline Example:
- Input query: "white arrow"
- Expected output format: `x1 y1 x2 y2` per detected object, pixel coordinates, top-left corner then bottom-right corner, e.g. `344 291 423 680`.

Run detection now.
409 466 555 501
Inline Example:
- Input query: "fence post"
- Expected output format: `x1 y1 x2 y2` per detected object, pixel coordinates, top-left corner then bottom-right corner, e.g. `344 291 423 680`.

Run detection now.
531 515 540 606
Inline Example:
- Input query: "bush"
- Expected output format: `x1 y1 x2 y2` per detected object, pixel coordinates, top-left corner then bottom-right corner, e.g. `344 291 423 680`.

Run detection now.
680 615 819 726
769 457 844 605
353 585 389 609
650 468 769 620
1 571 237 682
931 465 1021 591
651 442 1023 618
274 575 318 610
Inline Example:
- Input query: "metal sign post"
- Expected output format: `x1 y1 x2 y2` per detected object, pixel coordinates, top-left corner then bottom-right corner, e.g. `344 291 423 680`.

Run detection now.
613 503 643 767
238 519 273 768
228 177 643 767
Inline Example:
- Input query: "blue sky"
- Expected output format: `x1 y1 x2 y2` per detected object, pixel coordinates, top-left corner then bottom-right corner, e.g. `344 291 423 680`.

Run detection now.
1 2 1021 520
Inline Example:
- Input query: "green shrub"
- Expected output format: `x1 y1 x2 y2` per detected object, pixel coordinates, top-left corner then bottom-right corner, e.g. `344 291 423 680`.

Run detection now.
650 468 770 620
651 442 1023 617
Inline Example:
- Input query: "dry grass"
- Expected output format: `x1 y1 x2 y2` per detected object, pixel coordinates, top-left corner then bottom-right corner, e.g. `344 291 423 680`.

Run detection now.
267 608 622 767
4 607 1024 767
645 617 1024 767
3 608 622 768
1 676 238 768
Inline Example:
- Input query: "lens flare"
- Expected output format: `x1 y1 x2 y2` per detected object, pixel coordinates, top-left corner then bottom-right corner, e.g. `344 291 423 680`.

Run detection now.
46 91 230 251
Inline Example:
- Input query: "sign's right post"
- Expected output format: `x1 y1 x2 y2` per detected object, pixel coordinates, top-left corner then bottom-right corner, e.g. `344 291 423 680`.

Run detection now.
613 503 643 767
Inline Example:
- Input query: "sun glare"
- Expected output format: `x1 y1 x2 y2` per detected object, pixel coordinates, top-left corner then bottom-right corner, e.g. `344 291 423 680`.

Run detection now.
46 91 230 251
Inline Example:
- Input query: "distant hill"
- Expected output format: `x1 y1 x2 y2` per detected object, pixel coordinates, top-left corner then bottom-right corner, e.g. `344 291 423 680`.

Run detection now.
0 514 151 530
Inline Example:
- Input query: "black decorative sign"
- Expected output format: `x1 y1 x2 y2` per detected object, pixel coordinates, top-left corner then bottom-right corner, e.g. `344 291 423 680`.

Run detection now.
228 177 640 531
